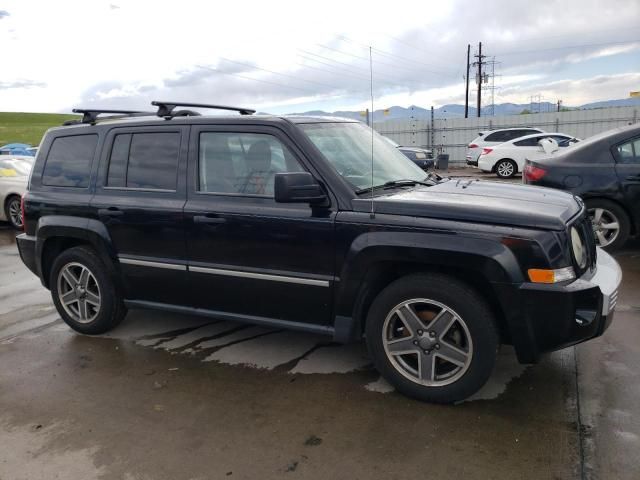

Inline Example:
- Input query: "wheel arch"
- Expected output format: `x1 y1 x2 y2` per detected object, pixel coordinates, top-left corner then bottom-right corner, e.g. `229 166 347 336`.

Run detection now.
35 216 118 288
334 232 523 343
582 195 636 235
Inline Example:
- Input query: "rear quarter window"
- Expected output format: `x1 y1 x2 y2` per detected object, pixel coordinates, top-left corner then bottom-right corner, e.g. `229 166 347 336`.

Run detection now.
42 134 98 187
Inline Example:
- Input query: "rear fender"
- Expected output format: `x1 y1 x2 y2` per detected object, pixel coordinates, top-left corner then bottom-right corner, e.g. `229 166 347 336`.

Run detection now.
35 216 116 286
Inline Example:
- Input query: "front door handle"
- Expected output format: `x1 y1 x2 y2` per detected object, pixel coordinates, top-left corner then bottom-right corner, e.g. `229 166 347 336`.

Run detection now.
98 208 124 217
193 215 226 225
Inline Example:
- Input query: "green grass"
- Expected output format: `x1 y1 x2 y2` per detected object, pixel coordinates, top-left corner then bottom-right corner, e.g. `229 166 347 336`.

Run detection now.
0 112 79 147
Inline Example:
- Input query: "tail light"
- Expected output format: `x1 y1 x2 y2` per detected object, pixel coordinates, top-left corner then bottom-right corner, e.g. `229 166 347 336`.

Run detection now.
480 148 492 155
524 164 547 182
20 195 26 231
468 143 478 148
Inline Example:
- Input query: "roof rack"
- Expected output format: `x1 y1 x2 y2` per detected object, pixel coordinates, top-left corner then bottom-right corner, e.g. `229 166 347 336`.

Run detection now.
67 109 156 125
151 101 255 118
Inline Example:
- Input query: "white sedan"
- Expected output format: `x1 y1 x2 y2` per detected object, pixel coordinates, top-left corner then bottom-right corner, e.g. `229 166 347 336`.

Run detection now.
477 133 580 178
0 156 32 229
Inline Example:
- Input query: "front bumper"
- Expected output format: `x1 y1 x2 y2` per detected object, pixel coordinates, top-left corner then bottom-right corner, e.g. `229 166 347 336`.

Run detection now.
477 156 494 172
496 248 622 363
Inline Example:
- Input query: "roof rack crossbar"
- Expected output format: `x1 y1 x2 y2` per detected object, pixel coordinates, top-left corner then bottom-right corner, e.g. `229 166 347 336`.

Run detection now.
151 101 255 117
71 109 156 125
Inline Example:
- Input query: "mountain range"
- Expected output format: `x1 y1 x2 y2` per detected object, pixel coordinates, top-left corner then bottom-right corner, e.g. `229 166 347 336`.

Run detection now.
290 97 640 121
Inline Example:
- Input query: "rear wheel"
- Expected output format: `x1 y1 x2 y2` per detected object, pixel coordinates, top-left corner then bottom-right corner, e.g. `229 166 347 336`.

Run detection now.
50 246 126 334
4 195 22 229
495 159 516 178
365 273 499 403
586 199 630 251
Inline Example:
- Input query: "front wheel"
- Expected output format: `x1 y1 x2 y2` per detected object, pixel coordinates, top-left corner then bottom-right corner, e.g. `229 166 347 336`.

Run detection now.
495 159 516 178
366 273 499 403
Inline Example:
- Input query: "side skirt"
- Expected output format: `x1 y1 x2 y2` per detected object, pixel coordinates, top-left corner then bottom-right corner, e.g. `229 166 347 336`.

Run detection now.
124 299 337 339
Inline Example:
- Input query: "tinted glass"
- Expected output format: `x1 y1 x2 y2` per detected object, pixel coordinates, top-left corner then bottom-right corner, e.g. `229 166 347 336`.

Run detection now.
42 135 97 187
126 133 180 190
615 138 640 164
199 132 304 196
107 134 130 187
484 131 507 142
514 136 542 147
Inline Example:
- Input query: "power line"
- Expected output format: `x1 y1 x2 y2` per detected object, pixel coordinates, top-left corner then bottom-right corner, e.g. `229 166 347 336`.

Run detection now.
195 64 317 94
494 39 640 56
219 57 344 92
294 60 370 81
298 50 438 88
334 34 456 75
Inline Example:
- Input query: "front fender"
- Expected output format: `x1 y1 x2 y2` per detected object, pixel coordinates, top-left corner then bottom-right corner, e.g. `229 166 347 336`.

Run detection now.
335 230 524 317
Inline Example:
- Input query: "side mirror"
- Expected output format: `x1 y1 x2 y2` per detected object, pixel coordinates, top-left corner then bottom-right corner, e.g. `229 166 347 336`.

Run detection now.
274 172 327 205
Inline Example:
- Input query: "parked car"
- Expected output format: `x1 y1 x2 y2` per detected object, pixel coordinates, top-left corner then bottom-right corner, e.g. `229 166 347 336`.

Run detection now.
384 137 434 170
466 127 545 166
0 156 32 229
0 143 33 156
17 101 621 404
524 123 640 250
477 132 580 178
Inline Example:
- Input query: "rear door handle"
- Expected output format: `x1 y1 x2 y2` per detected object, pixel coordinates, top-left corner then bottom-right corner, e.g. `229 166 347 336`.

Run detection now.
98 208 124 217
193 215 226 225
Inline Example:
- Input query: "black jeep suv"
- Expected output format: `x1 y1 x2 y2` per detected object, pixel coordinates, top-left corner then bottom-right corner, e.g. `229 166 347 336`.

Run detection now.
16 101 621 403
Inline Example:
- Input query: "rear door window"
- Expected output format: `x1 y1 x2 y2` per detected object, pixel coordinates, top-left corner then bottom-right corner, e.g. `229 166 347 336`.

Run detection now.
514 136 542 147
484 131 508 142
614 138 640 164
106 132 180 190
42 134 98 187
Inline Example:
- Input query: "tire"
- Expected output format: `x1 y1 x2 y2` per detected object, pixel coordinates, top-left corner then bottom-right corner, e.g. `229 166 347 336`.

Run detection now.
365 273 499 404
495 159 516 178
585 199 630 251
4 195 23 230
50 246 126 334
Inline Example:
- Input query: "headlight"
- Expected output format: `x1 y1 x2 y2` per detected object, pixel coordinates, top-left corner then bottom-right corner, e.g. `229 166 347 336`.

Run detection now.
571 226 587 269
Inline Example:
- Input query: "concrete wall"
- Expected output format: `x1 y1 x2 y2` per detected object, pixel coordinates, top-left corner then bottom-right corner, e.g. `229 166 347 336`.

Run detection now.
373 106 640 165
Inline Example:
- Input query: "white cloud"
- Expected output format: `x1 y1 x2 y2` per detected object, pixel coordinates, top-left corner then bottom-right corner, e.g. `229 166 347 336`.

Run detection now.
0 0 638 113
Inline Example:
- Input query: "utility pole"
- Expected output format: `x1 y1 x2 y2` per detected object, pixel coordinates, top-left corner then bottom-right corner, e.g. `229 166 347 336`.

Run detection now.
473 42 486 118
483 56 501 116
430 106 435 150
557 99 562 112
464 44 470 118
365 108 370 126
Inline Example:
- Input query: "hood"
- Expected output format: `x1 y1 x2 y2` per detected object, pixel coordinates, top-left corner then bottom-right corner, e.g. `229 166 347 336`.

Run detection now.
353 179 582 230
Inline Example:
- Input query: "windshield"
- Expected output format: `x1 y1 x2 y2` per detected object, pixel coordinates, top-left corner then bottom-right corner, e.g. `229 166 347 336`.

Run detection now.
300 122 427 191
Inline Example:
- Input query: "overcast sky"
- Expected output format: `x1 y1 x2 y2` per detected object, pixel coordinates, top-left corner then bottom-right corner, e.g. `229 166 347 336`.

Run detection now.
1 0 639 114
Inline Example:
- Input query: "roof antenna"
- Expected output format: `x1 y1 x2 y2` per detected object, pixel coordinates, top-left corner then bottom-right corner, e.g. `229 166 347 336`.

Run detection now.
369 46 375 220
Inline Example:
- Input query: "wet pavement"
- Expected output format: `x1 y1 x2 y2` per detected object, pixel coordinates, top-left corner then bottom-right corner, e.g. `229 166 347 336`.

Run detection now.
0 224 638 479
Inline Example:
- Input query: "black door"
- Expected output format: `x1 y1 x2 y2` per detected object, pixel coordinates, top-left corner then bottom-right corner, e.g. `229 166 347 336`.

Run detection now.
91 125 189 305
613 136 640 227
184 125 335 326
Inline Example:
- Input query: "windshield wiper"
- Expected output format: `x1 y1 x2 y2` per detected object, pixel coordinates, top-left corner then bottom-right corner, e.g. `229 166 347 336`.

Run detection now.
356 178 432 195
